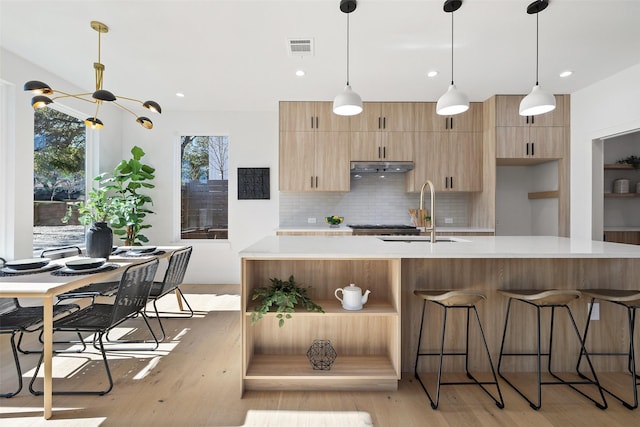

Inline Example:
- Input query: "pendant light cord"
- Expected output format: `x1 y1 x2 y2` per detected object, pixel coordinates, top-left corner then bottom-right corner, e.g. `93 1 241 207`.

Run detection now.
535 10 539 85
346 13 350 86
450 11 454 85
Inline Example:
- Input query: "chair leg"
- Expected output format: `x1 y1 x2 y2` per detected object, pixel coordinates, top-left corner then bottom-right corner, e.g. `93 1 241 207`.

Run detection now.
18 330 86 354
414 299 441 409
0 332 23 398
29 330 114 396
101 313 160 351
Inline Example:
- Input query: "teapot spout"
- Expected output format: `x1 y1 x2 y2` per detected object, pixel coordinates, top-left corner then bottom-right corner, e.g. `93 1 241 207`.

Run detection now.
362 290 371 305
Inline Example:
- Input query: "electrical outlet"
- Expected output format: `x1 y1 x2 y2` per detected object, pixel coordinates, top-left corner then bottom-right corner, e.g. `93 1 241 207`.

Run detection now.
588 302 600 321
444 217 453 224
307 217 316 224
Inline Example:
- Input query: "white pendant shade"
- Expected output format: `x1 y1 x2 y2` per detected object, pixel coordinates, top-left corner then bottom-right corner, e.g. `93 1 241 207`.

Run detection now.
436 84 469 116
519 84 556 116
333 85 363 116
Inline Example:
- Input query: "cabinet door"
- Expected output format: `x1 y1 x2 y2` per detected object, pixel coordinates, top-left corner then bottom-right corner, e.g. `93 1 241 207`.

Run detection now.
529 96 565 127
530 127 564 158
381 132 413 161
412 132 449 191
279 132 316 191
279 102 316 131
381 103 414 131
350 132 381 161
414 103 446 132
495 96 527 127
448 102 483 132
496 127 528 158
448 132 482 191
315 132 350 191
315 101 350 132
349 102 382 132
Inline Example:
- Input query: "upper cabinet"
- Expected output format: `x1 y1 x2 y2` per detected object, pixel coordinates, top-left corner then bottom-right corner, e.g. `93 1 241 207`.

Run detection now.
349 102 414 132
414 102 483 132
279 101 350 132
494 95 567 161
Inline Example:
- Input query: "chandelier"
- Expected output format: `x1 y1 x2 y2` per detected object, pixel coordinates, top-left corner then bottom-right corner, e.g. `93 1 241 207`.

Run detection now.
24 21 161 130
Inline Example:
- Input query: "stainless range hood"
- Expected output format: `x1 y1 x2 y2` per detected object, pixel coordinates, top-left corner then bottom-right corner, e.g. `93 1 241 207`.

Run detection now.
350 161 414 173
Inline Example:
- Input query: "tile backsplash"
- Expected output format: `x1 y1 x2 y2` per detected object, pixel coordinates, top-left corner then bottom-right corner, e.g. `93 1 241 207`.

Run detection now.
279 174 469 226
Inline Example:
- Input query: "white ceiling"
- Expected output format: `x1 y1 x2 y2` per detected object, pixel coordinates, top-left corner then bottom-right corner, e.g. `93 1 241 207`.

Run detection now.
2 0 639 113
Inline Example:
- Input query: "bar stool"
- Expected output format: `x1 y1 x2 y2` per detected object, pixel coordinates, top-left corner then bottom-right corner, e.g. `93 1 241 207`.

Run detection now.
577 289 640 409
413 290 504 409
497 289 607 410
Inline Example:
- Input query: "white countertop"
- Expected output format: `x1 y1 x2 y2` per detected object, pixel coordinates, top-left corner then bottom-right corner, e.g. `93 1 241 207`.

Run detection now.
240 235 640 259
276 226 494 234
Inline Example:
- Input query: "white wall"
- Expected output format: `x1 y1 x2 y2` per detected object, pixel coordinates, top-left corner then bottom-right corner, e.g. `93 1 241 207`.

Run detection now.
571 62 640 239
121 110 279 285
602 132 640 228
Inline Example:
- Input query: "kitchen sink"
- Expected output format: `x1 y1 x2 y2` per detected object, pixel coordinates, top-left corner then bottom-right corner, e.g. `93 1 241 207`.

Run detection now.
377 236 468 243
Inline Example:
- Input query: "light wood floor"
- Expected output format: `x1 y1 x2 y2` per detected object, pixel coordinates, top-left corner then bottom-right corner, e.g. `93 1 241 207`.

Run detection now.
1 284 638 426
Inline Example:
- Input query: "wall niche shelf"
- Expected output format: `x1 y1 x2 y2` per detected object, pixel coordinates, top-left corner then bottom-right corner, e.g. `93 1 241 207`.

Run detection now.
604 193 640 198
604 163 639 170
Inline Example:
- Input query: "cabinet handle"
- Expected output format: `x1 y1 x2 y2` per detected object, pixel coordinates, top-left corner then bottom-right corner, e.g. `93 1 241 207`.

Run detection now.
450 176 454 189
378 146 381 159
311 117 314 129
531 143 535 156
316 176 318 188
531 116 535 125
526 116 529 124
526 143 529 156
383 117 386 129
450 117 453 129
383 146 386 158
445 177 448 188
378 117 382 129
445 117 449 130
310 176 314 188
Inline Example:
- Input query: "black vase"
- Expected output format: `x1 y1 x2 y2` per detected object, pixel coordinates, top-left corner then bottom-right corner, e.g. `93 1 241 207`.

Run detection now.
86 222 113 259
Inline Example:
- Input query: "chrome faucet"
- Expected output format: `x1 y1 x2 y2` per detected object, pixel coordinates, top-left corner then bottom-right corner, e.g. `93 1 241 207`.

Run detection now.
419 180 436 243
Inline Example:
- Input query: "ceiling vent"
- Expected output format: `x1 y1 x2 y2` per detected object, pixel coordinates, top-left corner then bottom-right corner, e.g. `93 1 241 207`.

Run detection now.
287 38 314 56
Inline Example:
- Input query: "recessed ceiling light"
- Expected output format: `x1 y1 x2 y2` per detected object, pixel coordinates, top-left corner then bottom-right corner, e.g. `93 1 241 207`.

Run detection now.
295 70 305 77
427 71 438 78
176 92 185 97
559 70 573 78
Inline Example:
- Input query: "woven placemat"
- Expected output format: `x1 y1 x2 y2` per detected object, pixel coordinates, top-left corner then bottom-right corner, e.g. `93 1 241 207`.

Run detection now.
50 263 119 276
117 250 166 258
0 264 63 277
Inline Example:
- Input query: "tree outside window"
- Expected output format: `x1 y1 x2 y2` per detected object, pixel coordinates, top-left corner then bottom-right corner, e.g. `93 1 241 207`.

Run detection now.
180 135 229 239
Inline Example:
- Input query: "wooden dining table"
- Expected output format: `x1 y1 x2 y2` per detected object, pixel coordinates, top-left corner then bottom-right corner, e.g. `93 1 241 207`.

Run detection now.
0 246 186 420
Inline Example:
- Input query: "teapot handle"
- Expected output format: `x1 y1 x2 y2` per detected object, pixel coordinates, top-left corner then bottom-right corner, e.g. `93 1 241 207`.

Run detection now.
334 288 343 303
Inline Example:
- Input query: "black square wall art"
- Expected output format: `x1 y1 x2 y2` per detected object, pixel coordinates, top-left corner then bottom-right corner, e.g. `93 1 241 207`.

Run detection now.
238 168 270 200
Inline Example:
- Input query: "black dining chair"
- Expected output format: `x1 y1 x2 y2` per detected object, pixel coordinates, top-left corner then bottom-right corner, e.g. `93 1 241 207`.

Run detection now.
144 246 193 341
28 258 159 396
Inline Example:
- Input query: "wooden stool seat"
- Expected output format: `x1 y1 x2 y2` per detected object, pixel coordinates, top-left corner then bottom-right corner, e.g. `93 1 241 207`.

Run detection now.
498 289 581 306
579 289 640 307
413 290 485 307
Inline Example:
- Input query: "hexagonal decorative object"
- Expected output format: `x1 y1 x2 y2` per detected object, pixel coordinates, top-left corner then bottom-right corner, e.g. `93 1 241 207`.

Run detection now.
306 339 337 370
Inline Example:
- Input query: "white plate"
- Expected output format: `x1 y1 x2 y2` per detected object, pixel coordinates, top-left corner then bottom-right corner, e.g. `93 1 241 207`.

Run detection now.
65 257 106 270
5 258 50 271
58 263 113 274
1 263 55 274
127 246 157 254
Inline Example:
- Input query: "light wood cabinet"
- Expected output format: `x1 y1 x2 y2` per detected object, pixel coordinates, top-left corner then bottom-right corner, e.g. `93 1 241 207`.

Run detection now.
408 131 482 192
349 102 414 132
279 131 350 191
350 131 413 161
414 102 483 132
495 95 565 161
279 101 350 132
241 258 401 392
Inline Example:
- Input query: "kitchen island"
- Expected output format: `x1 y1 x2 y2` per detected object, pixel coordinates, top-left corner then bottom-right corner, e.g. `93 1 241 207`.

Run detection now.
240 235 640 393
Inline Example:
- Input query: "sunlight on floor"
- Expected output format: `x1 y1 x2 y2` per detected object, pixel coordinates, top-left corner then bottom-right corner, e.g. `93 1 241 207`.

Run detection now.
242 410 373 427
152 292 240 313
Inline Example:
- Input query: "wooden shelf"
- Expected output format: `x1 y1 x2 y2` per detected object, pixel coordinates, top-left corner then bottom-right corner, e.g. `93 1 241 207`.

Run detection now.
244 355 399 391
604 193 640 198
528 190 559 199
246 299 397 316
604 163 639 170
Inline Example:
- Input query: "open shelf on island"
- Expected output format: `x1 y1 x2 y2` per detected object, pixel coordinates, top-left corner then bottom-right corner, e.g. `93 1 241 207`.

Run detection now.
246 299 396 316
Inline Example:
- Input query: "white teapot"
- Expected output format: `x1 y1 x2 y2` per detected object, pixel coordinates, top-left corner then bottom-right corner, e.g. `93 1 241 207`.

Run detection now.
334 283 371 311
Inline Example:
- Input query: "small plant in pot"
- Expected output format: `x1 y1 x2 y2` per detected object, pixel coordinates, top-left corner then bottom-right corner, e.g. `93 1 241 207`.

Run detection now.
250 275 324 327
63 176 114 259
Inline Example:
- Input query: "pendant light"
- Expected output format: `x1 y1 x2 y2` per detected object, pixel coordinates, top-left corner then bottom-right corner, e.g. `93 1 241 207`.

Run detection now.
436 0 468 116
24 21 161 130
519 0 556 116
333 0 362 116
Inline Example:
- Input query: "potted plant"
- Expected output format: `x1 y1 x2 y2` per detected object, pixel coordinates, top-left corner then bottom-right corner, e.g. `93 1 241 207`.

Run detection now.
103 146 155 246
250 275 324 327
62 176 115 258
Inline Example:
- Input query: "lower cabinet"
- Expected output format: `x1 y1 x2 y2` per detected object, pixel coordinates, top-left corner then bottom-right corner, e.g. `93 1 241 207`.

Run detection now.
241 258 401 392
603 231 640 245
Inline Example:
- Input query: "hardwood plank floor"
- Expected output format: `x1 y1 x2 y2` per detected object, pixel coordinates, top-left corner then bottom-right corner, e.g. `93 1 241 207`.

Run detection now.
1 284 638 426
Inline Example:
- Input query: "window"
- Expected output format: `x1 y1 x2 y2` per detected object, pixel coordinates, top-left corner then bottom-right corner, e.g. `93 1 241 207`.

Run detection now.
180 135 229 239
32 107 86 253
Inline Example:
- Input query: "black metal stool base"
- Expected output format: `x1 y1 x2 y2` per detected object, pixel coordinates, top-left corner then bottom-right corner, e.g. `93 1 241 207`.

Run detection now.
498 297 607 410
414 299 504 410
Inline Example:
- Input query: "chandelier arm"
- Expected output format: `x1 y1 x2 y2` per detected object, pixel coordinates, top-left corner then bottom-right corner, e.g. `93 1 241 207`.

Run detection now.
114 95 144 104
92 102 101 120
112 101 141 118
50 92 96 104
